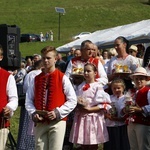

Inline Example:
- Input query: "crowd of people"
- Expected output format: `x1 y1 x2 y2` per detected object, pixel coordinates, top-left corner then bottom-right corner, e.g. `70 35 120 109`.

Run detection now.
0 36 150 150
40 30 54 42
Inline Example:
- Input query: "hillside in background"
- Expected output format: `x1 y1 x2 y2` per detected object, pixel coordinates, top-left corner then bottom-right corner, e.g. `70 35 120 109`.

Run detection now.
0 0 150 56
1 0 149 146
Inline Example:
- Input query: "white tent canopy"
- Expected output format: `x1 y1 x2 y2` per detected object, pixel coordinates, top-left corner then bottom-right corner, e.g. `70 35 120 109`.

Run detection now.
56 19 150 53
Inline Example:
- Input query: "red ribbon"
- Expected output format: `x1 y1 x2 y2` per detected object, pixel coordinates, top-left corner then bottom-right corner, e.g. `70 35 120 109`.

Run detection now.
82 84 90 91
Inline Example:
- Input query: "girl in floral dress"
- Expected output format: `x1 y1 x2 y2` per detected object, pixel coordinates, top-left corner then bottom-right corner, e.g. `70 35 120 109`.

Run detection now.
69 63 111 150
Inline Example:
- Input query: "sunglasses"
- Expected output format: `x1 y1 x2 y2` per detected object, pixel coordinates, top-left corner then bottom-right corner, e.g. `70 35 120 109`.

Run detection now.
129 50 136 53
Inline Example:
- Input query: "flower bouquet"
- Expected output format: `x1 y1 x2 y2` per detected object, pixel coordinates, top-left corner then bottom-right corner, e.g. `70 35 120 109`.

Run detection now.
77 96 88 107
109 102 118 117
124 90 135 112
125 96 134 112
124 92 136 124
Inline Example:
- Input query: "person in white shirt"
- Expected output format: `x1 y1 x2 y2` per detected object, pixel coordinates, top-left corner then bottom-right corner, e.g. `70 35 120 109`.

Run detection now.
17 60 43 150
40 32 44 42
123 67 150 150
0 45 18 150
65 40 108 87
129 45 143 67
107 36 138 91
25 46 77 150
64 40 108 149
104 79 130 150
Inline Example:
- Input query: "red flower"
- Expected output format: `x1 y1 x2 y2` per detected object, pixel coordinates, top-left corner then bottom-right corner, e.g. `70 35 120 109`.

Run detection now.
82 84 90 91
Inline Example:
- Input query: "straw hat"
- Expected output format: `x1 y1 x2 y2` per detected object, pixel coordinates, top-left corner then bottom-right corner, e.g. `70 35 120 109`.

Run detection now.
129 45 138 52
130 67 150 80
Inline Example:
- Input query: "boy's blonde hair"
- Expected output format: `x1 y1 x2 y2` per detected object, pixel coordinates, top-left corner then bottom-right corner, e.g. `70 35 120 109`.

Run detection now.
41 46 57 57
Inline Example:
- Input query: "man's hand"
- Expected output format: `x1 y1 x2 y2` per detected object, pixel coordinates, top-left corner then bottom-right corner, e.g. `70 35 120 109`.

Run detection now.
3 107 12 118
128 106 142 114
32 113 44 122
47 111 56 120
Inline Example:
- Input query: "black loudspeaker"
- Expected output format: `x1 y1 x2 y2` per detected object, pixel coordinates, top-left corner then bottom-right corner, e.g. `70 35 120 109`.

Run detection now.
0 24 21 71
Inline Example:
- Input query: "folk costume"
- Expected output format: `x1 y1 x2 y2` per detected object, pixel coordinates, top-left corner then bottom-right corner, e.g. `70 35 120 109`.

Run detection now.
0 68 18 149
25 69 77 150
69 82 111 145
127 86 150 150
104 95 130 150
64 57 108 149
65 56 108 86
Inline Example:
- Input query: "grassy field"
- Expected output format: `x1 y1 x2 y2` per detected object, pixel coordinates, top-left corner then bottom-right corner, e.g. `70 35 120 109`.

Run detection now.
2 0 150 148
0 0 150 57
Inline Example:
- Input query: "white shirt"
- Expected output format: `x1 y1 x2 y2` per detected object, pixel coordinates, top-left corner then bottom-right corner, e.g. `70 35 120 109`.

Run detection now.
107 55 138 75
136 57 143 67
106 95 126 127
76 82 111 110
6 74 18 115
25 74 77 119
65 59 108 86
23 69 42 93
104 59 110 64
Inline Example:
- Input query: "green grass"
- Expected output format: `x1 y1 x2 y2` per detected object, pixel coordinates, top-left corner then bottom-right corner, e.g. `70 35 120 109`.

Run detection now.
0 0 150 57
10 107 20 143
2 0 150 147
